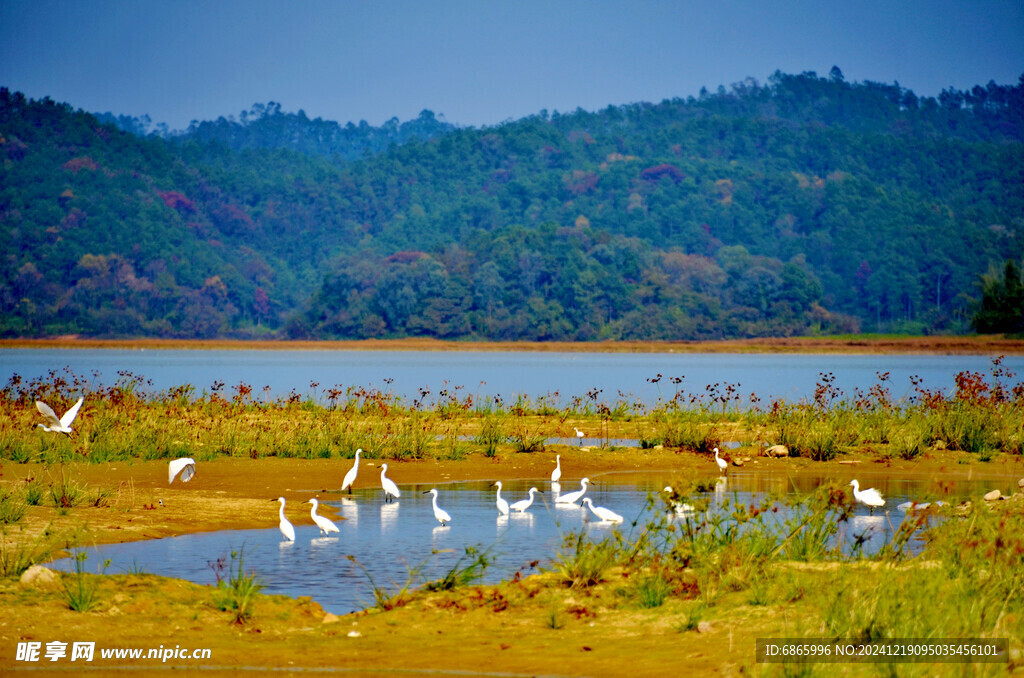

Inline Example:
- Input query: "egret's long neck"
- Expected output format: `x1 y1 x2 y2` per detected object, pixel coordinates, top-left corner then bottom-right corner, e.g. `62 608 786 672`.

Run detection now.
279 502 286 520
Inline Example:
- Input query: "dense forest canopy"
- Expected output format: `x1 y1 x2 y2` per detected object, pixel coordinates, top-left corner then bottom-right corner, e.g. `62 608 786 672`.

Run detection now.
1 69 1022 340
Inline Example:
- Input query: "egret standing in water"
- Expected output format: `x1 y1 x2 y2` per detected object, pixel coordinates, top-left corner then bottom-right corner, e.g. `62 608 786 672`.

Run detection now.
35 397 84 437
714 447 728 475
341 448 361 494
849 479 885 513
168 457 196 484
380 463 400 502
662 486 695 516
556 477 590 505
424 488 451 526
551 455 562 483
510 487 540 513
574 428 585 446
493 481 509 516
582 497 624 524
274 497 295 541
306 498 340 536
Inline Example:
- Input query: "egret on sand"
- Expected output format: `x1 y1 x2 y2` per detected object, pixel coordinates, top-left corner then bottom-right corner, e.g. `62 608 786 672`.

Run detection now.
341 448 361 494
306 498 340 536
714 447 728 474
510 487 540 513
849 479 885 513
556 477 590 504
551 455 562 483
380 463 400 502
493 481 509 515
424 488 451 526
275 497 295 541
168 457 196 484
35 397 84 437
582 497 624 523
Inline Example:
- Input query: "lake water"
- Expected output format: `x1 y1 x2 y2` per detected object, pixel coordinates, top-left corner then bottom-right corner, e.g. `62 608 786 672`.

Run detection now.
2 348 1017 407
48 473 988 615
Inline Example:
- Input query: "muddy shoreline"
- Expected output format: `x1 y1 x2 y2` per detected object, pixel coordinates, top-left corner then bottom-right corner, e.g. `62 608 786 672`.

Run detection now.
3 335 1024 354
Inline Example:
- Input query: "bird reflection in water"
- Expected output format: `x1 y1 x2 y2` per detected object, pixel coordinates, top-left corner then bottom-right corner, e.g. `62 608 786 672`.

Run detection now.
379 501 399 531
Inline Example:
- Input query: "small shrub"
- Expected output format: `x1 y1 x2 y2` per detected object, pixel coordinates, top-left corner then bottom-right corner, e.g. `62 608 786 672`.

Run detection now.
554 532 619 588
0 491 26 524
213 548 264 624
425 545 491 592
61 551 108 612
634 573 673 608
0 529 53 577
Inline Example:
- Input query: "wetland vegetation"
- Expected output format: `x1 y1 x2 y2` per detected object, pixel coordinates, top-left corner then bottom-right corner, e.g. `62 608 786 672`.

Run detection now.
1 358 1023 674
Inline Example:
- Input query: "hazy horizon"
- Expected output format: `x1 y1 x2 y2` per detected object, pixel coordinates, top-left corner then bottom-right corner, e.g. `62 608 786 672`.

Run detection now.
1 0 1021 131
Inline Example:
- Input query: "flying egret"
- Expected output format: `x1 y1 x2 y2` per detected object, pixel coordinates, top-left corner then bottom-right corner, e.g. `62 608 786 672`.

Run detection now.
510 487 540 513
551 455 562 483
714 447 728 474
35 397 84 437
380 463 400 502
341 448 361 494
424 488 451 526
574 428 585 446
662 486 696 515
168 457 196 484
556 477 590 504
849 479 885 513
306 498 340 536
493 481 509 515
582 497 624 523
275 497 295 541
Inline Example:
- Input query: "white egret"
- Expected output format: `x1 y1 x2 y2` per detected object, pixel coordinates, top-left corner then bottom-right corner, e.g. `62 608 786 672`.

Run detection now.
582 497 624 523
341 448 361 494
556 477 589 504
849 479 885 513
380 463 400 502
424 488 451 526
168 457 196 484
714 447 728 474
574 428 585 446
510 487 540 513
35 397 84 437
493 481 509 515
275 497 295 541
662 486 695 515
551 454 562 483
897 500 945 512
306 498 340 536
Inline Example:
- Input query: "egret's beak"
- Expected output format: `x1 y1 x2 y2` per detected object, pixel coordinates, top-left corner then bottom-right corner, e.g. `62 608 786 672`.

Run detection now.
422 490 431 494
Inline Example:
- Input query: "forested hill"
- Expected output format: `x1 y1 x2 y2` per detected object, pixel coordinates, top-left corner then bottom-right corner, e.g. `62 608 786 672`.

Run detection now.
1 70 1022 341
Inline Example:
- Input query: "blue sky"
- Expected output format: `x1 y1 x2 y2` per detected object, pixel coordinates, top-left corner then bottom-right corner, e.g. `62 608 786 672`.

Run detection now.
1 0 1021 130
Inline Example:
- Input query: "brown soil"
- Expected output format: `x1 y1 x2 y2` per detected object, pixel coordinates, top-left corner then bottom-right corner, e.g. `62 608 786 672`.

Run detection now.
4 334 1024 354
2 449 1022 675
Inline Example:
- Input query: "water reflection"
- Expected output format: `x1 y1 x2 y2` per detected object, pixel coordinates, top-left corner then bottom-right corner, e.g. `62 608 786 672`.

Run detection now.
380 502 399 531
48 473 987 615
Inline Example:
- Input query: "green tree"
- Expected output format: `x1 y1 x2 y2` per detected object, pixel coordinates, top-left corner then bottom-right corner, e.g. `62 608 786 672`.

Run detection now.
973 260 1024 334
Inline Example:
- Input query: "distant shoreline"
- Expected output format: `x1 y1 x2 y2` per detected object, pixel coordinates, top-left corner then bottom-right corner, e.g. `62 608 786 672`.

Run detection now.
2 335 1023 354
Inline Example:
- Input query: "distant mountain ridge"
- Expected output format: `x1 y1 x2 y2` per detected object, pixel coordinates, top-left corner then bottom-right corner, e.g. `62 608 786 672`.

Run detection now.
96 104 457 161
2 69 1022 341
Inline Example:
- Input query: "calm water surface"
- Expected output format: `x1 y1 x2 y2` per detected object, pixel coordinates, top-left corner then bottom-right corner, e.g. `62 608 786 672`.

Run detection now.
2 348 1015 407
49 473 989 615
